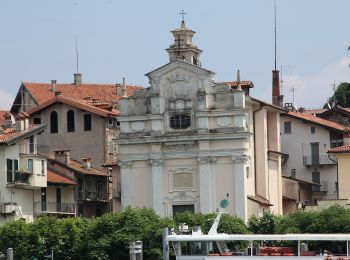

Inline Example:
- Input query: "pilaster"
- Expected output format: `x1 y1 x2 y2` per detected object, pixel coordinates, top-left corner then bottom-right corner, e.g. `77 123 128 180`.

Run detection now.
148 158 164 216
232 155 250 221
198 156 216 213
119 161 133 210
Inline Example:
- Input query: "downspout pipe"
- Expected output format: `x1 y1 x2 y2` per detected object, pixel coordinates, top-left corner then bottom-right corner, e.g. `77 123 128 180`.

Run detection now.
253 104 264 195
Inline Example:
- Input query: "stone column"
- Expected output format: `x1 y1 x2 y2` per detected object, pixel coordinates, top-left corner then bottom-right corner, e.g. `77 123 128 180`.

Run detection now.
119 161 132 210
232 156 249 221
198 156 216 213
149 159 164 216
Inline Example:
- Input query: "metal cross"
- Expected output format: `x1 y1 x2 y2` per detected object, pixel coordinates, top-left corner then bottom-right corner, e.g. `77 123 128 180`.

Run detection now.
179 10 186 21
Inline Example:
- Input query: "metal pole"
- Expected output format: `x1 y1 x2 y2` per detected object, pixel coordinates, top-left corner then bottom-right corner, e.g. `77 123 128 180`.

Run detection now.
162 228 169 260
6 248 13 260
347 240 349 258
52 250 54 260
250 241 253 256
297 240 300 256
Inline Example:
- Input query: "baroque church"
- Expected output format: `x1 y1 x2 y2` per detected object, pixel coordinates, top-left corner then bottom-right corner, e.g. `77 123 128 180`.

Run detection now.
117 19 283 221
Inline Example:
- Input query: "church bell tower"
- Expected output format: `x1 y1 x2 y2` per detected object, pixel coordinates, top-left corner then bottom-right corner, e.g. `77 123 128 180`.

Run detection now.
166 12 202 66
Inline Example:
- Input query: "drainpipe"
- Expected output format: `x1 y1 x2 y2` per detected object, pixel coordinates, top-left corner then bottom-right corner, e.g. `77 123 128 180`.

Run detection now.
328 155 338 199
253 104 264 195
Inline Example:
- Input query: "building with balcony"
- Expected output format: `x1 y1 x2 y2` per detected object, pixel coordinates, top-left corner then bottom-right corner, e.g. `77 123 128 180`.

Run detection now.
0 113 47 224
281 111 346 210
10 74 142 213
47 150 110 217
34 170 77 218
117 20 284 221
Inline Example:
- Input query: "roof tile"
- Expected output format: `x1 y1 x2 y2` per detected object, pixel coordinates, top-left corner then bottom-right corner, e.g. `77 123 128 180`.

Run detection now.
47 170 77 185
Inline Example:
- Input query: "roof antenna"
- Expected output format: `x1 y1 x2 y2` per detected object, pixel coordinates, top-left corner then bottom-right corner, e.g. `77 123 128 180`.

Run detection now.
75 33 79 74
332 80 337 107
280 65 283 94
274 0 277 70
74 33 82 85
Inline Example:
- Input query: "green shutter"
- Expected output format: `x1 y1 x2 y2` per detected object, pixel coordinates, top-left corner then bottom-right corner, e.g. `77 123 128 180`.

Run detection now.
14 159 19 171
6 159 12 171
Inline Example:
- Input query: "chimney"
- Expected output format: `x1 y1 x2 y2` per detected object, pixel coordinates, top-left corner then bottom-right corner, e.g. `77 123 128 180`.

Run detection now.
15 112 29 131
82 157 91 169
236 69 242 91
272 70 283 107
122 77 127 97
4 113 14 128
116 83 121 96
54 149 70 165
74 73 82 85
51 80 57 92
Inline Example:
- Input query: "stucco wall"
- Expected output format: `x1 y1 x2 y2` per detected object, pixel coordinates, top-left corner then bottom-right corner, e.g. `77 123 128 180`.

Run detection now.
31 103 106 168
337 154 350 201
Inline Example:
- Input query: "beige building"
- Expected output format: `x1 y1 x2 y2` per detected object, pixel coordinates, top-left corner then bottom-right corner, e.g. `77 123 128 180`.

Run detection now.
280 110 346 213
117 20 284 221
0 113 47 224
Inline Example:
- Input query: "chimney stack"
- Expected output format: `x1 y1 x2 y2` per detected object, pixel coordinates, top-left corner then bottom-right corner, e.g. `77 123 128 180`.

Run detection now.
122 77 127 97
116 83 121 96
51 80 57 92
54 149 70 165
236 69 242 91
272 70 283 107
82 157 91 169
74 73 82 85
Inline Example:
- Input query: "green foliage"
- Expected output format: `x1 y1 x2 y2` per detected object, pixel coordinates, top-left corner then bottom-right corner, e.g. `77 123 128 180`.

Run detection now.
1 206 350 259
324 82 350 108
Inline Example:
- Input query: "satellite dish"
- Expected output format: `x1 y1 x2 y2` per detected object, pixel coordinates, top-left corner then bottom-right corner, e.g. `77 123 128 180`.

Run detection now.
220 199 229 209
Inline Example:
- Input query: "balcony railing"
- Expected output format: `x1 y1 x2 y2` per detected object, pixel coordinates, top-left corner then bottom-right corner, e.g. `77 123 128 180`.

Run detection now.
34 202 75 214
19 144 49 156
6 170 31 185
312 181 328 192
303 155 336 166
78 191 110 202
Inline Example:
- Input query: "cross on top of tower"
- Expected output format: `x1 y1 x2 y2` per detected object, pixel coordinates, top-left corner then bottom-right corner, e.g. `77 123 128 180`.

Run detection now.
179 10 186 22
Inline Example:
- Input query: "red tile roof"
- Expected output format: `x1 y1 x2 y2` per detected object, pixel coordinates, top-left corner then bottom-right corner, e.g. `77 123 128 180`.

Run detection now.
0 111 10 126
0 125 46 144
219 81 254 88
23 82 143 106
302 108 327 115
248 195 273 206
47 170 77 185
286 111 347 132
328 145 350 153
27 95 119 117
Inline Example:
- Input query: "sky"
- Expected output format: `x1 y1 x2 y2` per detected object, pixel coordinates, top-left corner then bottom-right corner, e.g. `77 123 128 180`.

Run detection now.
0 0 349 110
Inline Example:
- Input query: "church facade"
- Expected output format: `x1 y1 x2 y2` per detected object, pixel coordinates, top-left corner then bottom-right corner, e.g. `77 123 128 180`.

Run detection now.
117 20 283 220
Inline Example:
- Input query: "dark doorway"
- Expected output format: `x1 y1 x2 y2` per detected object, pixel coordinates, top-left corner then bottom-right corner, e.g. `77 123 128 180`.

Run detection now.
41 188 47 211
56 188 61 212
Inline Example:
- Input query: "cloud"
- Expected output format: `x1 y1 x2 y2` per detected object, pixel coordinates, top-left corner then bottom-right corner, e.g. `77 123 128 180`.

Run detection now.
283 57 350 108
0 90 14 110
259 57 350 108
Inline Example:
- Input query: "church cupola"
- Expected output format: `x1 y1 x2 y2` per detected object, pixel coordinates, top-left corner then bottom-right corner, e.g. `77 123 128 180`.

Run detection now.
166 12 202 66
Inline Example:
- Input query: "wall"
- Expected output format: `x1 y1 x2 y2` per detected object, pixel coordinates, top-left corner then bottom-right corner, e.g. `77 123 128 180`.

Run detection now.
281 115 337 200
337 154 350 201
30 103 107 168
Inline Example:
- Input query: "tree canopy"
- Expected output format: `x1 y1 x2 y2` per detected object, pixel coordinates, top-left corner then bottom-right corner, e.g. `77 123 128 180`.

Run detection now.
324 82 350 108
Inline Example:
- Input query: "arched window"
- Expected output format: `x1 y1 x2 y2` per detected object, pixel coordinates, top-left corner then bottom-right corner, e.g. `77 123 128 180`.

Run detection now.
50 111 58 133
67 110 75 132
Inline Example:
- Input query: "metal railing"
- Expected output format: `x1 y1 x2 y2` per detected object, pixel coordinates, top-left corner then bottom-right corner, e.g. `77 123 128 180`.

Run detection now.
303 155 336 166
6 171 31 184
34 202 75 214
78 191 110 201
19 144 49 155
312 181 328 192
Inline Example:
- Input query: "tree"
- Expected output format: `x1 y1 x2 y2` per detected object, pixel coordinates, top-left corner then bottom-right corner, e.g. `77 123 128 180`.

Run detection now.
324 82 350 108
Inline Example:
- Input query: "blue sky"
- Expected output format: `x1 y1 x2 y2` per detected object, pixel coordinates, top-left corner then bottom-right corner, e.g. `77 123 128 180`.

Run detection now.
0 0 349 109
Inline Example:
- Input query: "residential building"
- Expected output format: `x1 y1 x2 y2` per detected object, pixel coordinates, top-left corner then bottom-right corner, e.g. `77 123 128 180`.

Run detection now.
47 150 110 217
0 113 47 224
10 77 142 212
117 20 284 221
280 111 346 212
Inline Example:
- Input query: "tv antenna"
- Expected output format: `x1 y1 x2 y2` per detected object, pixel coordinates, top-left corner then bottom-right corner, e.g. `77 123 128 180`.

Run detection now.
274 0 277 70
75 33 79 73
290 85 296 103
331 80 337 107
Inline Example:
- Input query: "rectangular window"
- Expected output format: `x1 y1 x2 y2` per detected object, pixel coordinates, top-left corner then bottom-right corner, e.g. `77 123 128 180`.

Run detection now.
41 160 45 175
33 117 41 124
284 121 291 134
311 126 315 134
172 204 195 217
84 114 92 131
6 159 13 183
28 159 34 172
